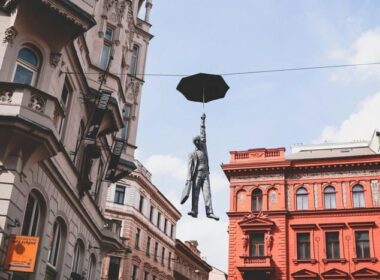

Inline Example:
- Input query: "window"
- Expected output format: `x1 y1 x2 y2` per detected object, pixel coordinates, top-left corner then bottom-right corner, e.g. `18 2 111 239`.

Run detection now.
250 232 265 257
129 45 139 76
121 104 131 141
47 220 63 267
88 254 97 280
353 185 365 208
100 26 114 69
252 188 262 211
132 265 138 280
324 186 336 209
108 256 121 280
149 206 154 222
72 240 84 273
168 252 172 269
154 242 158 261
326 232 340 259
297 233 310 260
153 276 156 280
296 187 308 210
114 185 125 204
161 247 165 266
170 224 174 239
22 193 41 236
135 228 141 249
13 47 40 85
157 212 161 228
94 159 103 201
355 231 370 258
146 236 151 256
139 195 144 213
73 120 85 163
58 81 71 135
164 218 168 234
144 271 149 280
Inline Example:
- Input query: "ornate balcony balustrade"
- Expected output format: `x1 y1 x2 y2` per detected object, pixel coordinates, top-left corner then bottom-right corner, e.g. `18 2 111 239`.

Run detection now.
240 256 272 267
230 148 286 163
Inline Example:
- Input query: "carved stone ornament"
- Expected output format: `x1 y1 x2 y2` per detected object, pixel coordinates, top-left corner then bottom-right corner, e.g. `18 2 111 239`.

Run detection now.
50 53 62 68
28 94 46 113
0 89 13 103
3 26 17 45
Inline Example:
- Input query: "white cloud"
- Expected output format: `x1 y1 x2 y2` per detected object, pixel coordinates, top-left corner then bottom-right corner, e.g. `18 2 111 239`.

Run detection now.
315 91 380 143
176 216 228 270
330 27 380 83
145 154 187 180
144 154 228 193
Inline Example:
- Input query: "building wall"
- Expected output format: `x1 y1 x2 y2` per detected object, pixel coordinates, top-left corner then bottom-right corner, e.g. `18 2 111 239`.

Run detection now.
224 147 380 280
102 163 181 280
0 0 153 279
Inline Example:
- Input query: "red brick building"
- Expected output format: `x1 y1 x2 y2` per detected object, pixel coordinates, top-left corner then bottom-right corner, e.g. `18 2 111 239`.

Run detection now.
222 132 380 280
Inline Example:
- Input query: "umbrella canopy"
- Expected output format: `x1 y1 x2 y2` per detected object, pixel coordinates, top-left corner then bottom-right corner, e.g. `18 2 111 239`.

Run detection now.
176 73 230 103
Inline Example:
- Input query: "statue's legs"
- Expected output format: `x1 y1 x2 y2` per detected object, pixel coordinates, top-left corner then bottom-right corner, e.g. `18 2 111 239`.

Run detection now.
202 175 214 214
191 174 202 215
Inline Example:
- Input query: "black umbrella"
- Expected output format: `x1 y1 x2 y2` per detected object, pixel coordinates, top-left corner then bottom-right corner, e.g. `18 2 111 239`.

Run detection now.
176 73 230 105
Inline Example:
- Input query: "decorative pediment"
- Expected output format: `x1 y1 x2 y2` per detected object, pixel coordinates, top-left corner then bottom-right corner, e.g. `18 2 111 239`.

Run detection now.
352 267 380 278
322 268 349 279
292 269 319 279
238 213 274 232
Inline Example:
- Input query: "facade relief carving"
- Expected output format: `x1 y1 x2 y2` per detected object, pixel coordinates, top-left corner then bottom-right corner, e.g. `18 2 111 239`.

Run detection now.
50 52 62 67
230 173 284 182
0 89 13 103
313 183 318 208
28 94 46 113
3 26 17 45
288 169 380 179
371 180 380 206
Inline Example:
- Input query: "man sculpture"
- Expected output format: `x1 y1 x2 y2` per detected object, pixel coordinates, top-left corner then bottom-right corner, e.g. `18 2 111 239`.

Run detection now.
181 113 219 221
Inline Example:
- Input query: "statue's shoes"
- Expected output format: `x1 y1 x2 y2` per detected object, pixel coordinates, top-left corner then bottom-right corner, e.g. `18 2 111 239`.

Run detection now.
188 211 198 218
207 213 220 221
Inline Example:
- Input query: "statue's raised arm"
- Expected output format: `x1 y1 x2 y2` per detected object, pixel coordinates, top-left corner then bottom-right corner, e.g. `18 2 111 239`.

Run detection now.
200 113 206 143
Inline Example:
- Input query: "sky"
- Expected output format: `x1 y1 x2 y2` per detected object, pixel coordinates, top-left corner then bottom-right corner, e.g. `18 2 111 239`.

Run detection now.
135 1 380 271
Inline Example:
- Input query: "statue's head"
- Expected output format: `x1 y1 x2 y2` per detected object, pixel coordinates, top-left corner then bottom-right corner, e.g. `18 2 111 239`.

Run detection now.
193 136 201 149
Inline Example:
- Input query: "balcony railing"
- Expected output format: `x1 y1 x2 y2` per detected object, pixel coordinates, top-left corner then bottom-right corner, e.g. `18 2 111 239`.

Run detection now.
0 82 63 137
240 256 272 267
230 148 285 163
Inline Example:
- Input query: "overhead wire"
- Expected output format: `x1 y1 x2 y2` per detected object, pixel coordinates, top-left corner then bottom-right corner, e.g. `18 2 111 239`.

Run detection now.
63 61 380 78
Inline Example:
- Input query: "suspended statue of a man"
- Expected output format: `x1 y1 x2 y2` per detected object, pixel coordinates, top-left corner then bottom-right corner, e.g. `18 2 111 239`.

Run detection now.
181 113 219 221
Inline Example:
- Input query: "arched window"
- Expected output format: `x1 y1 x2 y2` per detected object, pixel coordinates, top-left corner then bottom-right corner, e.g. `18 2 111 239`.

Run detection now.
236 190 247 211
296 187 308 210
252 189 262 211
13 46 41 86
72 239 85 274
88 254 97 280
21 192 42 236
353 185 365 208
324 186 336 209
46 218 66 277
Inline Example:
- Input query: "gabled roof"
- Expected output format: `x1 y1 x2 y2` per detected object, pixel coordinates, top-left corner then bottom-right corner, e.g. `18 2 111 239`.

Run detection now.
352 267 380 278
322 268 349 279
292 269 319 279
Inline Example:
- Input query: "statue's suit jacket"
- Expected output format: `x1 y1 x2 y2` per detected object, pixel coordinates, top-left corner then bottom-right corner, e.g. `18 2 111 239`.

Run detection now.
181 142 209 204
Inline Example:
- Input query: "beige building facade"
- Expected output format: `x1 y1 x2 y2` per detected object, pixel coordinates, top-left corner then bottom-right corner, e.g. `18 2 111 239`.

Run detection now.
0 0 153 279
102 161 181 280
174 240 212 280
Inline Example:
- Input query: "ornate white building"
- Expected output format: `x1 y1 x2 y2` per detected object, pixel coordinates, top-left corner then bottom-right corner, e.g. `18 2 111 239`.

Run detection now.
0 0 153 279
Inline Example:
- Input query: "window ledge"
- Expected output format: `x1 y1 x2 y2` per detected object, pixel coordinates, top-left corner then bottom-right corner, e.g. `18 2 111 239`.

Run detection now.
293 259 317 264
322 258 346 264
353 257 377 264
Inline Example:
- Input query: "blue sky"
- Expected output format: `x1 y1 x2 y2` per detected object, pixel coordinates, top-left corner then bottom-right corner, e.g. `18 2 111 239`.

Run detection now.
136 1 380 271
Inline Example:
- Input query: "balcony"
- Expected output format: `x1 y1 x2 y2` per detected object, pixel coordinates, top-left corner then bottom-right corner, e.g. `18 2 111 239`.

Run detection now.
0 82 63 167
4 0 96 51
240 256 272 267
